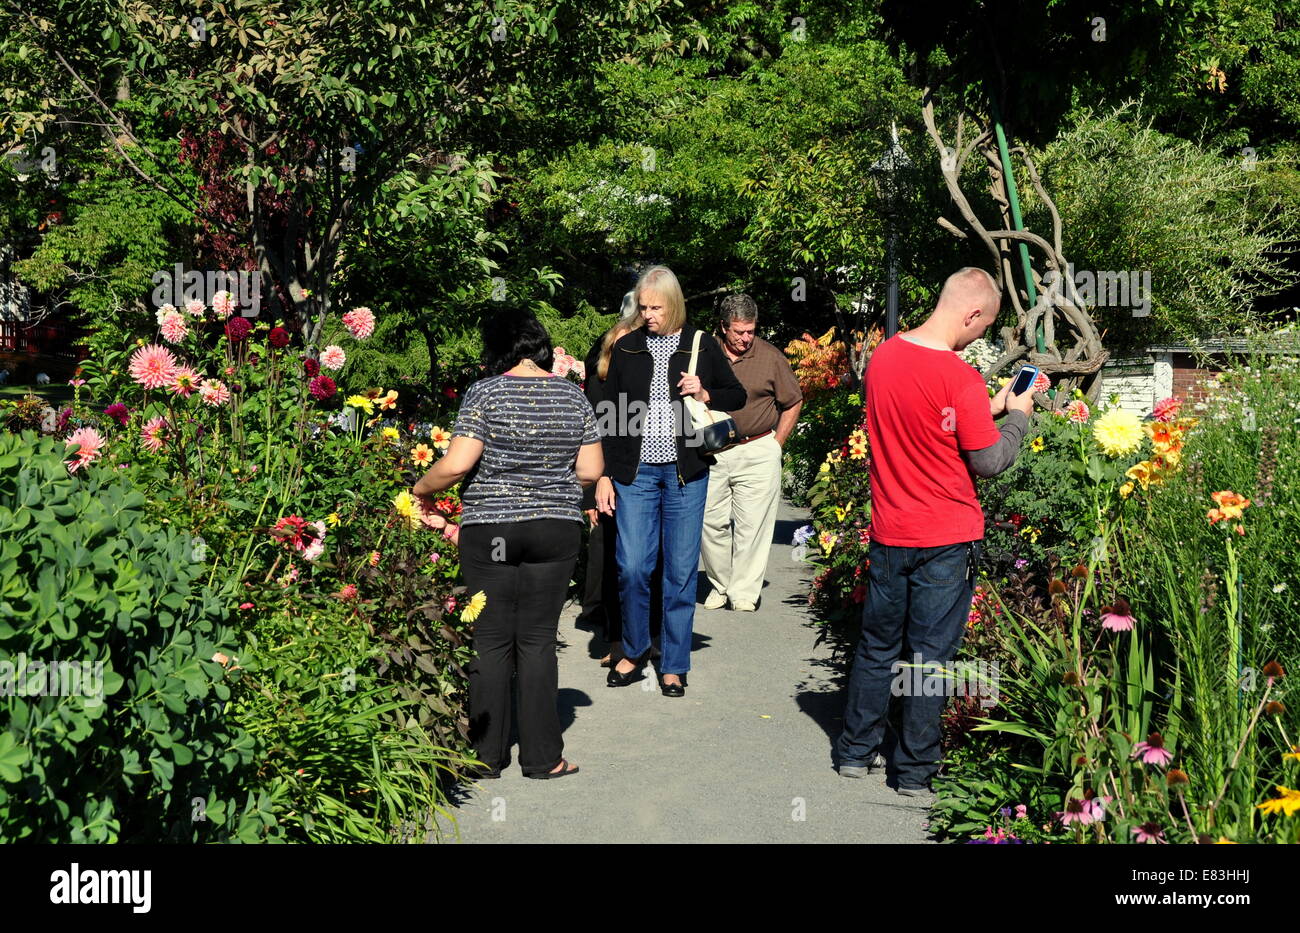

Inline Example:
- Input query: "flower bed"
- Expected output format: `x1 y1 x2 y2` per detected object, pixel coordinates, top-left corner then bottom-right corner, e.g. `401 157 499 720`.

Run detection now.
801 358 1300 843
1 300 483 842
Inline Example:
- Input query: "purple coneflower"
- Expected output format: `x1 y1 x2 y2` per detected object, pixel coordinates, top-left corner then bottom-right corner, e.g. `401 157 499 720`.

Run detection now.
1132 731 1173 767
1101 597 1136 632
1132 822 1165 844
1059 797 1095 826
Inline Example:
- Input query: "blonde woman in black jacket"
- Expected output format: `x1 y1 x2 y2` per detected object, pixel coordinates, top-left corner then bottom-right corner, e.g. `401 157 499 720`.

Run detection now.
594 266 746 697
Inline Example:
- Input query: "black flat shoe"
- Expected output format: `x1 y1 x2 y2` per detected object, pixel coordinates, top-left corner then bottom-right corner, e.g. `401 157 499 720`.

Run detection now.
607 664 641 687
659 676 686 698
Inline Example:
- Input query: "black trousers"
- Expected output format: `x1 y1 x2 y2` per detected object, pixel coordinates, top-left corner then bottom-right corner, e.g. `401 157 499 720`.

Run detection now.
459 519 581 775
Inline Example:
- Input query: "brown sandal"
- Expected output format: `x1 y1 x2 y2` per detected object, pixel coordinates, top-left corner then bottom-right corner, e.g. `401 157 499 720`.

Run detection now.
526 759 579 780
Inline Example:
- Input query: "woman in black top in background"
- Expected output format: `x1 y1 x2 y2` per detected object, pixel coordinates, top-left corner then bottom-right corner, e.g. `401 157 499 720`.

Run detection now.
579 291 645 667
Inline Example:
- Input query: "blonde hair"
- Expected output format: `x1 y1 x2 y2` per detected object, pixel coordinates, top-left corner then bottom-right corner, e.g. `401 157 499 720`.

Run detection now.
597 290 643 380
635 265 687 335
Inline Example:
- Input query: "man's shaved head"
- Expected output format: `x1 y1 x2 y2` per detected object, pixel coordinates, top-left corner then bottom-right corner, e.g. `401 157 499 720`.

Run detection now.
911 266 1001 352
937 267 1000 315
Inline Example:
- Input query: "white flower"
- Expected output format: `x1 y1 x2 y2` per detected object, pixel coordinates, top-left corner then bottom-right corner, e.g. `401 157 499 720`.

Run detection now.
1273 583 1287 594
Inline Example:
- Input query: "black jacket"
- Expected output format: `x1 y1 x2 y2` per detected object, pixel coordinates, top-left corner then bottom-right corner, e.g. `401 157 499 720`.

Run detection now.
596 324 747 486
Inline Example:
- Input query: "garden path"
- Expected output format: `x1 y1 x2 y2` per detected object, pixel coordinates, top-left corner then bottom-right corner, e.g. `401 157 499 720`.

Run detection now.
443 498 934 844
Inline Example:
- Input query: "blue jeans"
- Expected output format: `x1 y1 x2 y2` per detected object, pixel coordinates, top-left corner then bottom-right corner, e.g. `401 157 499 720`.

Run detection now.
614 463 709 675
836 539 980 788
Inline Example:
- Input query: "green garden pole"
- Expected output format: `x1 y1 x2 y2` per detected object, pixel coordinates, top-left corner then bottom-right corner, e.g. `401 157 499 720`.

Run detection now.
989 99 1045 355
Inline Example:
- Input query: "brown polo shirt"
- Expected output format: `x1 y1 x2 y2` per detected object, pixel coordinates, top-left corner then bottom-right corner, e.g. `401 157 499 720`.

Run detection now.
719 335 803 438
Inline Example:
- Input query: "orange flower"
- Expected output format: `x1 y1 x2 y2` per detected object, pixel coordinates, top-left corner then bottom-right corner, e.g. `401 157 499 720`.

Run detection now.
429 426 452 450
410 443 434 467
1208 490 1250 524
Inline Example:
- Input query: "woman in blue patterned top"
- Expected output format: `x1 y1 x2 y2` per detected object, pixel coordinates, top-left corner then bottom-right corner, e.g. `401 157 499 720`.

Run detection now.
413 307 603 779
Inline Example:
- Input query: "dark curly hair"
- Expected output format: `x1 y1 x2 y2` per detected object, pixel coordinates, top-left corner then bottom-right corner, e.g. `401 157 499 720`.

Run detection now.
479 306 554 377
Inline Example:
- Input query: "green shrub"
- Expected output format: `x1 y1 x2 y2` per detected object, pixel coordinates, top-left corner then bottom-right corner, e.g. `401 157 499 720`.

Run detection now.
0 430 267 842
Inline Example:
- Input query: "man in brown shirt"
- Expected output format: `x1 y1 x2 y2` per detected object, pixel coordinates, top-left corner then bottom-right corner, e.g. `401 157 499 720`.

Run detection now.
700 294 804 611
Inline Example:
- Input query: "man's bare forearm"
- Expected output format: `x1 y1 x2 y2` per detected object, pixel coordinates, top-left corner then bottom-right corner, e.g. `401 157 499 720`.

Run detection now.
775 402 802 446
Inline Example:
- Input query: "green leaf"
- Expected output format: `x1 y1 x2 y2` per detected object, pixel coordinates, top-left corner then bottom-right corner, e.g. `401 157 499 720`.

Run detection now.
0 733 30 782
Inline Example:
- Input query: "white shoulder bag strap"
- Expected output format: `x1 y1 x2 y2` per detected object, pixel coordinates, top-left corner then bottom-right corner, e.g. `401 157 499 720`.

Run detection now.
685 330 718 428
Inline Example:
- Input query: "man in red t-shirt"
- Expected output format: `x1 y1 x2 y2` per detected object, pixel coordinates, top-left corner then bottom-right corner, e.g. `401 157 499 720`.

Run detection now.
836 267 1035 795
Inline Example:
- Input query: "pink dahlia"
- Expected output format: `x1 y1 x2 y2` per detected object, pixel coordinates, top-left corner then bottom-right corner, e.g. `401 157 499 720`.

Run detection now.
128 344 179 390
335 583 359 601
141 416 168 453
65 426 105 473
185 298 207 318
308 374 337 400
1065 399 1091 424
1132 732 1173 767
104 402 130 427
1033 371 1051 393
155 303 177 324
199 379 231 406
171 366 203 398
160 311 188 344
320 345 346 370
1152 396 1182 423
225 317 252 343
211 291 235 317
341 307 375 340
1101 597 1136 632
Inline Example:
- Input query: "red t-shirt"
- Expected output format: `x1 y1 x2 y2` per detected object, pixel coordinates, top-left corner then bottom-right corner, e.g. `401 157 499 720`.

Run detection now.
865 335 1001 547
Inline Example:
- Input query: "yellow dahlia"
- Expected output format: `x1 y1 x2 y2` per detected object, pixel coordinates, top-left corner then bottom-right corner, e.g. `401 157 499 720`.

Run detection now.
393 490 421 528
461 590 487 623
346 394 375 414
1092 407 1144 457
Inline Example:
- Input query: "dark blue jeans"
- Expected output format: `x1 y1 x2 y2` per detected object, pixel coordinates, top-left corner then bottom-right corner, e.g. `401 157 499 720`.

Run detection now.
836 539 980 788
614 462 709 675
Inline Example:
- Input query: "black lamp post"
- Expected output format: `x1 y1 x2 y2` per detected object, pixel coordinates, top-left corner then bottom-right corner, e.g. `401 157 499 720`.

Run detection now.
869 123 912 339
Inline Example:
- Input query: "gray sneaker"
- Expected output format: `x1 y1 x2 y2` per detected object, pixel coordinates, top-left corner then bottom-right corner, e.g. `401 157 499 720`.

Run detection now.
896 784 935 798
838 753 886 778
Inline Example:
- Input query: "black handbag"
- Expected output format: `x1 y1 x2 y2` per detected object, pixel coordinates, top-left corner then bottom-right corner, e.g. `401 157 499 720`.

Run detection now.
683 331 740 454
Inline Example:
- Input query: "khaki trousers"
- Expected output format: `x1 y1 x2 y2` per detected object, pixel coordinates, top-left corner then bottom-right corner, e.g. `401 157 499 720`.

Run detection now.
700 433 783 606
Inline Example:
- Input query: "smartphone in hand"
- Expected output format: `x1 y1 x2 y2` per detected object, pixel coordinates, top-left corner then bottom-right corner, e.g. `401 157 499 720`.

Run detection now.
1010 364 1040 396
